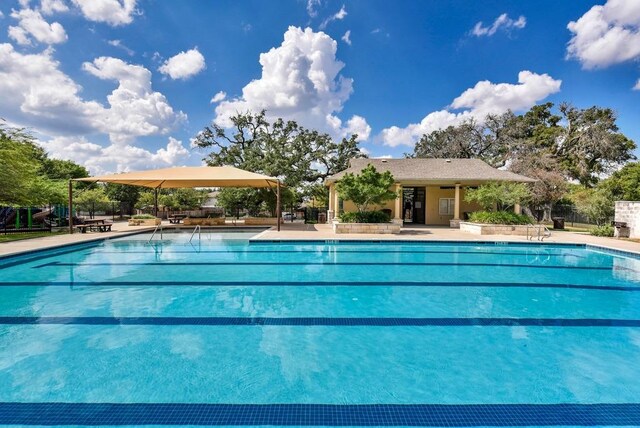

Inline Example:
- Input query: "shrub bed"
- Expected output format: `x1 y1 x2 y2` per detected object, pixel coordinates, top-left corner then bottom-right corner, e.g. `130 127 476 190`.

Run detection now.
468 211 531 225
131 214 156 219
339 211 390 223
590 225 614 237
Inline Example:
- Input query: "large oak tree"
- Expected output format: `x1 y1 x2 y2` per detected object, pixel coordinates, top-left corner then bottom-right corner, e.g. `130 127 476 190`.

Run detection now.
193 111 366 210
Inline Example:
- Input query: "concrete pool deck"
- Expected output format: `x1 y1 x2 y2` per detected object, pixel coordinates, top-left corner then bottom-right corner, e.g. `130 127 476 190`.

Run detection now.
252 223 640 255
1 221 639 258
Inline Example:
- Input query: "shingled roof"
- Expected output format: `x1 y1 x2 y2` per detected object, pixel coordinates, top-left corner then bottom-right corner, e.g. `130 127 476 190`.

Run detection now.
326 158 535 184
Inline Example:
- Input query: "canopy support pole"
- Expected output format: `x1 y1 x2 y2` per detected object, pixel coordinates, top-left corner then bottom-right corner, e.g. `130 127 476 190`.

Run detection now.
68 180 73 234
154 188 158 218
276 180 281 232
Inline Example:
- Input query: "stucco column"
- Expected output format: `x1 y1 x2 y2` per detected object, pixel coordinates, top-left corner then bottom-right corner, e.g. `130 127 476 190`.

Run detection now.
514 203 521 214
334 186 340 216
328 185 335 220
394 184 402 220
454 183 461 220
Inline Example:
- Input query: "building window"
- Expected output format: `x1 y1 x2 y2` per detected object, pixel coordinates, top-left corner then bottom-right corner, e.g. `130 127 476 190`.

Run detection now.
439 198 455 215
338 198 344 214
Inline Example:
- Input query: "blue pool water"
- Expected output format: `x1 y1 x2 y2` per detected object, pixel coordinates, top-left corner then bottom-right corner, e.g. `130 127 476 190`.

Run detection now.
1 230 640 426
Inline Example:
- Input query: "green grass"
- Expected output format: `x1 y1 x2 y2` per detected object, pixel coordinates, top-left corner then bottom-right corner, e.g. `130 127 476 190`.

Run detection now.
0 230 66 243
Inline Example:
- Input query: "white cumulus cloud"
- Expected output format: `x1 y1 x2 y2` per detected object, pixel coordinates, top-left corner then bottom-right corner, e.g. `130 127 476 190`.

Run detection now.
83 56 187 143
341 30 351 45
210 91 226 103
8 7 67 45
71 0 137 26
567 0 640 70
40 0 69 15
158 48 206 80
213 26 370 142
0 43 103 134
634 79 640 90
0 44 185 146
472 13 526 37
344 115 370 140
41 136 191 175
380 71 561 147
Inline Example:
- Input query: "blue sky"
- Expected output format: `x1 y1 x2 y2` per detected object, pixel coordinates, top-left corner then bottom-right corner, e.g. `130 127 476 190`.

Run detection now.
0 0 638 174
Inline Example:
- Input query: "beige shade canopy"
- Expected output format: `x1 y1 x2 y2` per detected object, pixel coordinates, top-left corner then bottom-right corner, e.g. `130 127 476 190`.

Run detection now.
74 166 280 188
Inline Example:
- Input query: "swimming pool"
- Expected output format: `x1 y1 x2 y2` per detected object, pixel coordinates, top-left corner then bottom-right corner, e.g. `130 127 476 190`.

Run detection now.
1 230 640 426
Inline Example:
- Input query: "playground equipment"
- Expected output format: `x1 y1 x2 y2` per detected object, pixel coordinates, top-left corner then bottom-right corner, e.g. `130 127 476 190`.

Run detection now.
0 206 53 234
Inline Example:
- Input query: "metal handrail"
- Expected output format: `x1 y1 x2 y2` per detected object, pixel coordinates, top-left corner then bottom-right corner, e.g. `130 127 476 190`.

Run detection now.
540 224 551 241
527 223 551 241
147 224 163 243
189 225 201 243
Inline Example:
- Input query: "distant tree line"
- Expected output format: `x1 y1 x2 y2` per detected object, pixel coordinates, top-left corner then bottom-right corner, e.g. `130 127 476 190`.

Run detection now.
409 102 638 222
0 120 88 207
0 121 210 217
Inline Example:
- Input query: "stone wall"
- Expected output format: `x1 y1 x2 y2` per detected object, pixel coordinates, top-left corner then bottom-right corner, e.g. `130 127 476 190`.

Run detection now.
333 222 402 234
244 217 283 225
460 222 546 236
183 217 226 226
128 218 161 226
614 201 640 239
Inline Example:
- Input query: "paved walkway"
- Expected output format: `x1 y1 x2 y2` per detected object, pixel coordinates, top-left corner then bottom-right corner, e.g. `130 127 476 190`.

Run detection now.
2 221 639 258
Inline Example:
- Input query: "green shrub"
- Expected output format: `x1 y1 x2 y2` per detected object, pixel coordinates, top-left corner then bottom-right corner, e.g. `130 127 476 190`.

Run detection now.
339 210 390 223
590 225 614 237
131 214 156 219
468 211 531 225
464 181 532 211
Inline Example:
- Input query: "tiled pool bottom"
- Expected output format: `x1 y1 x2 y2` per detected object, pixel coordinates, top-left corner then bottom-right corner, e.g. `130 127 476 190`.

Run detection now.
1 234 640 426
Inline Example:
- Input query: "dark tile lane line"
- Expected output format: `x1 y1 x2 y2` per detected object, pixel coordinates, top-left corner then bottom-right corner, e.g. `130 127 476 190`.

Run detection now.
0 402 638 426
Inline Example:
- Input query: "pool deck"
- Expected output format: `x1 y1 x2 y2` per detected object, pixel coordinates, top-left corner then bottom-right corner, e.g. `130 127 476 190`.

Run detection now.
252 223 640 255
0 221 155 258
1 221 639 258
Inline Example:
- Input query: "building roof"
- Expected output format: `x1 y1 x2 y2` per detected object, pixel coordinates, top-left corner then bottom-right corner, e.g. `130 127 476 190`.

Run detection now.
325 158 535 184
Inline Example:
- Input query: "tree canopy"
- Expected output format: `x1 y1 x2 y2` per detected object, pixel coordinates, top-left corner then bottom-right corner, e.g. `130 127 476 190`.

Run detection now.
0 121 85 206
159 188 210 211
335 164 397 213
194 111 365 189
194 110 366 210
600 162 640 202
413 102 635 187
412 102 636 220
464 182 532 212
104 183 140 215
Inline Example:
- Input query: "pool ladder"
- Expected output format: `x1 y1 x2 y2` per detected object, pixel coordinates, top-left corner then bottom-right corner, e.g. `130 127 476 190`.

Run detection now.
147 224 163 243
189 225 201 242
526 223 551 241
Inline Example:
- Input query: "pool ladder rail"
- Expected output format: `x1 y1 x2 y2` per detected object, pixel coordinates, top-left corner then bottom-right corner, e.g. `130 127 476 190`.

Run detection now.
147 224 163 243
189 225 201 243
526 223 551 241
147 224 202 244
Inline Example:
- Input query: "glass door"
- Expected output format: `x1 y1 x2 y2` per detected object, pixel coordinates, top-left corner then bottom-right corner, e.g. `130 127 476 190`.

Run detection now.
402 188 414 223
413 187 426 224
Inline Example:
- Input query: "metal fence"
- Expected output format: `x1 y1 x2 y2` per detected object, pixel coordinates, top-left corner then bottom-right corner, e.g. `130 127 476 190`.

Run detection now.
550 204 601 226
